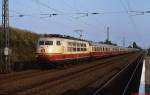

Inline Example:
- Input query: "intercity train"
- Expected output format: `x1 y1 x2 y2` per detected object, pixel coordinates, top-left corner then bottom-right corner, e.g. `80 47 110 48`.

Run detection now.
36 34 138 64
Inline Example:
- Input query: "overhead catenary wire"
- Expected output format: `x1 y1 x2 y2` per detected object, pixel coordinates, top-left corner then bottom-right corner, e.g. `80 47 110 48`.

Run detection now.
30 0 97 35
32 0 63 13
1 1 149 45
1 0 149 41
124 0 146 48
119 0 144 47
31 0 106 34
0 0 149 18
61 0 108 36
0 7 148 19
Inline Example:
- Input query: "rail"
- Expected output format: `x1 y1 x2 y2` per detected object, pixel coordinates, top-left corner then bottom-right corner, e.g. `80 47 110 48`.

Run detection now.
92 52 144 95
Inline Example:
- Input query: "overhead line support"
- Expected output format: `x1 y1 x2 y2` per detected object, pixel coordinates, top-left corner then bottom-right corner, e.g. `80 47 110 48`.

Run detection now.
1 0 11 72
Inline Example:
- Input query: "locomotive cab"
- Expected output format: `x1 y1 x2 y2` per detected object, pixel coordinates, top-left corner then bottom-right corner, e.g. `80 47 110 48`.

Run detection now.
36 37 64 62
37 38 63 54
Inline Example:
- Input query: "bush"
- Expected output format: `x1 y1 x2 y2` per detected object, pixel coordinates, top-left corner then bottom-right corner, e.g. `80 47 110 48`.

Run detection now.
0 27 40 72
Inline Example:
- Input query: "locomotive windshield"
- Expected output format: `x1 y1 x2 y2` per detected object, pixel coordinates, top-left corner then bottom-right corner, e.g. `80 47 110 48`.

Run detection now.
38 41 53 45
39 41 44 45
45 41 53 45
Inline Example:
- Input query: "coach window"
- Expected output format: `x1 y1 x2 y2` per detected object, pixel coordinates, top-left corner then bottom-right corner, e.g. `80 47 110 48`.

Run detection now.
56 41 61 46
103 47 105 51
73 43 76 46
68 42 71 46
106 48 108 52
95 47 97 51
45 41 53 45
77 43 80 47
94 47 96 51
108 48 110 52
68 47 71 52
73 48 76 52
100 47 102 51
97 47 99 51
99 47 101 51
81 48 83 51
98 47 100 51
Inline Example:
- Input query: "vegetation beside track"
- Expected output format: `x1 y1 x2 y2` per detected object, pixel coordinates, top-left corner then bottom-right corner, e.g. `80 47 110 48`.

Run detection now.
0 27 40 71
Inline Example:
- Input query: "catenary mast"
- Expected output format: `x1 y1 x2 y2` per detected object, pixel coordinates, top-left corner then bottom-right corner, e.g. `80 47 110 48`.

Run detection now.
1 0 11 72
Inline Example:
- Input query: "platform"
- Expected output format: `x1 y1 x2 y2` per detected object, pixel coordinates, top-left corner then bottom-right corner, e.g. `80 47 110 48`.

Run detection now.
145 57 150 92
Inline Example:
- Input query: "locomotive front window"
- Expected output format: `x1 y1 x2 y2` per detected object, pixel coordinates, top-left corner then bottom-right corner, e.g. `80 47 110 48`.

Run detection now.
45 41 53 45
39 41 44 45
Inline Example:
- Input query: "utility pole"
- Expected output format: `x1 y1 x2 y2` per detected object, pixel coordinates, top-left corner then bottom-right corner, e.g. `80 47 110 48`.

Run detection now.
107 27 109 41
1 0 11 72
123 37 125 47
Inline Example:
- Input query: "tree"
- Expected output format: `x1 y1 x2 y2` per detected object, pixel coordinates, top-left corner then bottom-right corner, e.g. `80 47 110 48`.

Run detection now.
147 48 150 56
132 42 139 48
104 39 115 45
132 42 142 49
104 39 112 44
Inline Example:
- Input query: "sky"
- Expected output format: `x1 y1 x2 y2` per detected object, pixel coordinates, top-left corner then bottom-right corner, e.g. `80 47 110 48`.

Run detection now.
0 0 150 48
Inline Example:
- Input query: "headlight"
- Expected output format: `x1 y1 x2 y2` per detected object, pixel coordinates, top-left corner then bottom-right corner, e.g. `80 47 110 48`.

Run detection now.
41 49 45 53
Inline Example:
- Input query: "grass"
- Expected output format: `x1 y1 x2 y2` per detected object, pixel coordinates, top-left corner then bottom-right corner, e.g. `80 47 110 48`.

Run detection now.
0 27 40 72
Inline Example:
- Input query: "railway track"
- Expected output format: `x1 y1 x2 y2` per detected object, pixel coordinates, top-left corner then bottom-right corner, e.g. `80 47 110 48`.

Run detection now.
23 52 140 95
92 53 145 95
0 53 133 83
0 52 142 95
0 54 122 82
0 70 37 80
0 70 56 85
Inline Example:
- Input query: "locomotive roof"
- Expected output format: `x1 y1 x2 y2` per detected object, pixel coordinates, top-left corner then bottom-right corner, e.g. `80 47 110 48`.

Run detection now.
42 34 88 42
89 42 119 48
